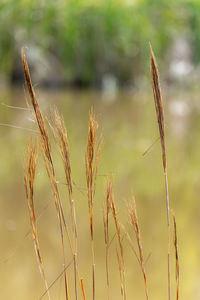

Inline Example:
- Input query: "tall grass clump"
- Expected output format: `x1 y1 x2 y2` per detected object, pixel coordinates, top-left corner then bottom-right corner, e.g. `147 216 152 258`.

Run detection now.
22 46 179 300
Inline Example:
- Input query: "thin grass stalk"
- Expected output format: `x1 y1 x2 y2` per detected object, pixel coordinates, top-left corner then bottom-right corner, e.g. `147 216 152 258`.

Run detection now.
128 196 149 300
116 248 124 299
124 231 140 265
103 181 113 300
80 279 86 300
21 49 69 300
42 144 87 300
103 208 109 300
150 44 171 300
24 141 51 300
110 192 126 300
39 260 73 300
53 109 78 300
48 112 85 300
42 152 69 300
85 109 102 300
173 214 179 300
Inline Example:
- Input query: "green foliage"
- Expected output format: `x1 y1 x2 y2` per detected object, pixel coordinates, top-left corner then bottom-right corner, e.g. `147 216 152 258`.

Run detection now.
0 0 199 85
186 0 200 63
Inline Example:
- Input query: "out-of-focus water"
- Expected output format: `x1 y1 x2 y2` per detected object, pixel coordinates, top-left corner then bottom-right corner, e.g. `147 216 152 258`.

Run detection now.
1 88 200 300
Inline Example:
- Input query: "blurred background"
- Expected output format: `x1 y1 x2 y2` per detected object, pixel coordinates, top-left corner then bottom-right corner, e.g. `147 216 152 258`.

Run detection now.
1 0 200 299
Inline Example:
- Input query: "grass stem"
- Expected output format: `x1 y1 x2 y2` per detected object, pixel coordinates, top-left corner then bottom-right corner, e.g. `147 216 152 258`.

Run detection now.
150 44 171 300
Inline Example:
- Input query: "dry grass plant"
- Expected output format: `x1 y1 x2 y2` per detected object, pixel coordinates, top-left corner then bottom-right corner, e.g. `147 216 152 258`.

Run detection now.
21 46 180 300
22 49 70 300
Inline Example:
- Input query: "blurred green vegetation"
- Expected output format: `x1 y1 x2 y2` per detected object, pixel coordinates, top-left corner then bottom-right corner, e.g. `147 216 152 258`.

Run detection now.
0 0 199 86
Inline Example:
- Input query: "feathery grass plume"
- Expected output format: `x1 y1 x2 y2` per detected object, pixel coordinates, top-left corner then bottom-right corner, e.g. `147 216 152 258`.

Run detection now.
103 180 113 300
150 44 171 300
128 196 149 300
110 191 126 300
85 108 102 300
21 49 51 164
24 141 51 300
173 214 179 300
53 109 78 300
21 49 69 300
